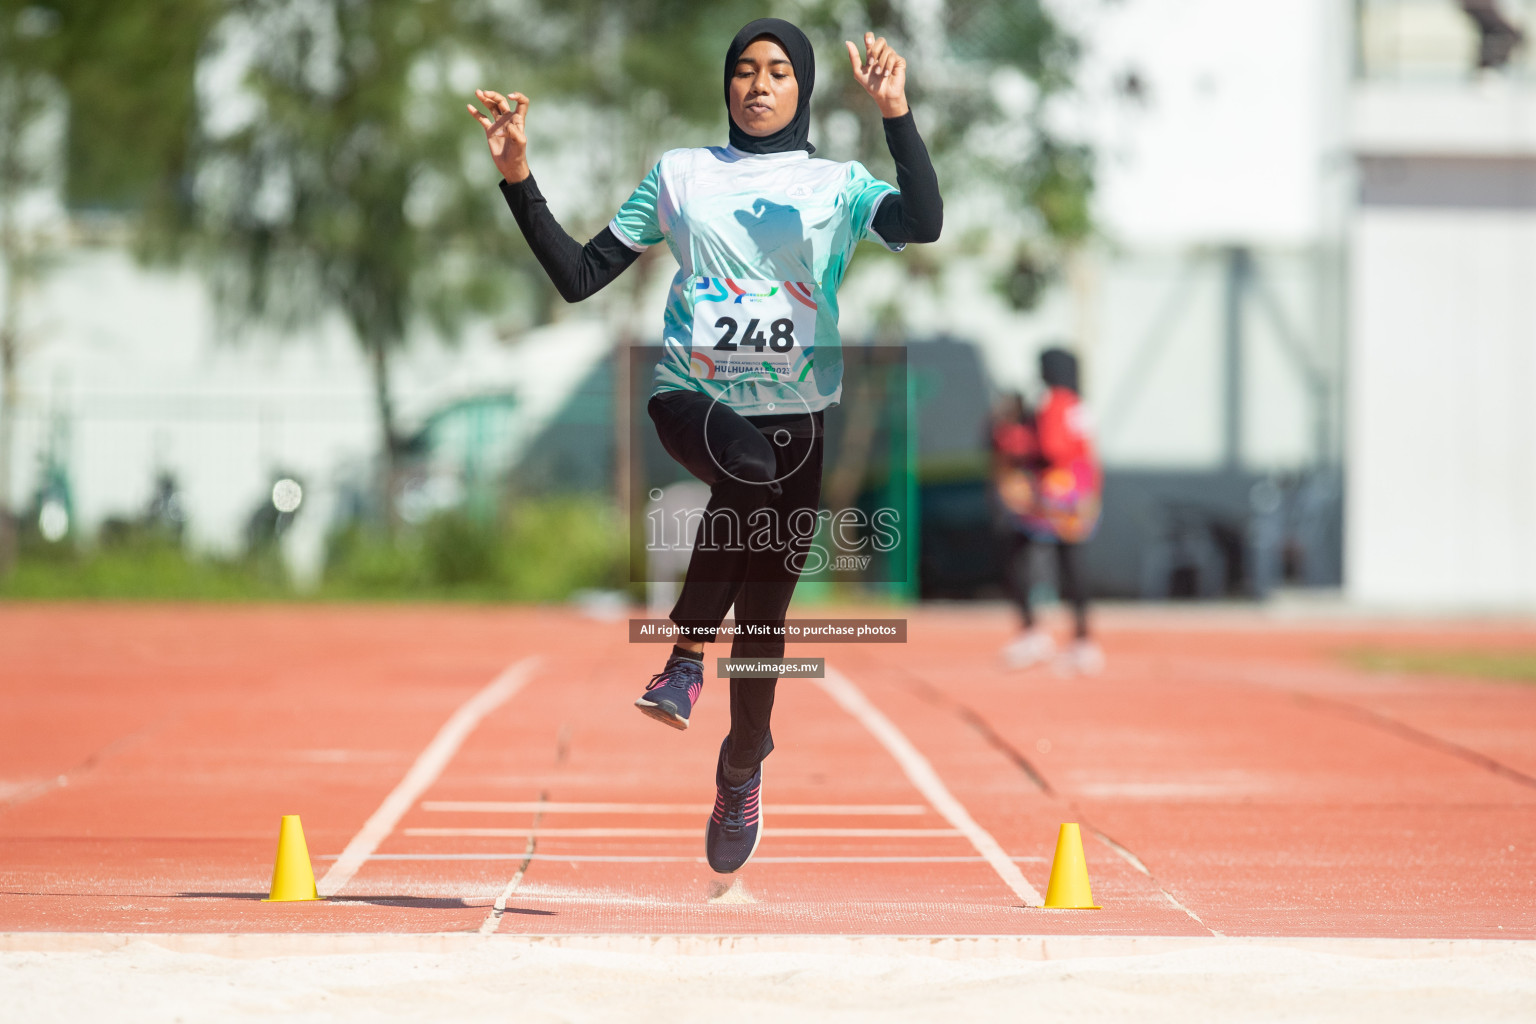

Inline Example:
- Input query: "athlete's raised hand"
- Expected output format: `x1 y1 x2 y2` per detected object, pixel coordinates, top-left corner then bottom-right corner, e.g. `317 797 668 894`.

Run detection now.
845 32 909 119
467 89 530 184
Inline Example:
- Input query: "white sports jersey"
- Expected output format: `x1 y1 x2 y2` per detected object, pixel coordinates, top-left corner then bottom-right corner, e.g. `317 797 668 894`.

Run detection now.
608 145 900 416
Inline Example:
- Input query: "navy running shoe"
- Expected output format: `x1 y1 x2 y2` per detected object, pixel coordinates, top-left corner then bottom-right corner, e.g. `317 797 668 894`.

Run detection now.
633 655 704 730
705 738 763 874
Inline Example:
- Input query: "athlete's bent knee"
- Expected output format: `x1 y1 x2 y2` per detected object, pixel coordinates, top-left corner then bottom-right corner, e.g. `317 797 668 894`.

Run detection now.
718 437 777 487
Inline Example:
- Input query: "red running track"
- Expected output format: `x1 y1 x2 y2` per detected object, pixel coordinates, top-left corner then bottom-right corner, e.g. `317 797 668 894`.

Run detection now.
1 604 1533 938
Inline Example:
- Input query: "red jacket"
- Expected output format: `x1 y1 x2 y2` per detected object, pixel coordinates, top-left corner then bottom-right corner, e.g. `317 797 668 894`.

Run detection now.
1036 387 1101 489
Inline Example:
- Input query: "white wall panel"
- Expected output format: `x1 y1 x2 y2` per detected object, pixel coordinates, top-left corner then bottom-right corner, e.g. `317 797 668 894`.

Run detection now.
1348 211 1536 606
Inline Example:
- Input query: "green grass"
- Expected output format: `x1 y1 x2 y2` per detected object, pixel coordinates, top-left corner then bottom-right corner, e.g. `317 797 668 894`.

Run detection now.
0 537 291 601
0 496 921 606
1346 649 1536 685
318 499 629 602
0 498 630 603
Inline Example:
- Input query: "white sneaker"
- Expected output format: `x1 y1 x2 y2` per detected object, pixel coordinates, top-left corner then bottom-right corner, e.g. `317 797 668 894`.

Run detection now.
1055 639 1105 677
1003 629 1056 670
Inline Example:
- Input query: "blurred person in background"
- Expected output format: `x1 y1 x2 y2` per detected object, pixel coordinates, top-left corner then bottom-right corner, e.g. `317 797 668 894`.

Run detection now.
992 347 1104 675
470 19 941 873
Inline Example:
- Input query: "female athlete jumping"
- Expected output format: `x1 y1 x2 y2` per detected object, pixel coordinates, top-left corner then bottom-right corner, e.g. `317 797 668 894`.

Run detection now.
469 18 941 873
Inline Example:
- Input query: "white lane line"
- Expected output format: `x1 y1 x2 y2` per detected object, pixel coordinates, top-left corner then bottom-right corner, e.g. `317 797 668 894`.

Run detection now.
317 657 540 898
326 853 1049 864
1090 827 1219 936
478 797 544 936
478 832 536 937
817 667 1045 908
405 827 962 838
421 801 928 816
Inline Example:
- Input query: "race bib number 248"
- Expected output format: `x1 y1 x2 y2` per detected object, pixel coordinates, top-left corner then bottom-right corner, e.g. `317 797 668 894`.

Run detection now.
688 278 817 383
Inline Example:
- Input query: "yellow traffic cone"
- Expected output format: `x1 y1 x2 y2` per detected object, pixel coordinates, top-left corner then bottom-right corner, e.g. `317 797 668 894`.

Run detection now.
263 814 323 902
1043 823 1100 909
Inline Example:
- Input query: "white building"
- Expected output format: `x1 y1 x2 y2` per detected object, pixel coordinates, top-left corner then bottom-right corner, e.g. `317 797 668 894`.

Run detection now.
1347 0 1536 608
1009 0 1536 609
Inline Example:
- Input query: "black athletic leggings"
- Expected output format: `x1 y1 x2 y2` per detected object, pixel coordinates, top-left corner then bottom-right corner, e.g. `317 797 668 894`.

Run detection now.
648 389 824 775
1005 531 1090 640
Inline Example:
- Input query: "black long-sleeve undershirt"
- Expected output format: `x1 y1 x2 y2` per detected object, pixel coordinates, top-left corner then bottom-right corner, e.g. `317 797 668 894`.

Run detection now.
498 110 942 303
870 111 942 245
498 175 642 304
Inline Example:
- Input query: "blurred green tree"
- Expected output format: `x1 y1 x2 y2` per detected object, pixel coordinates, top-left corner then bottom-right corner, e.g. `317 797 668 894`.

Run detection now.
0 1 63 576
185 0 543 523
1 0 230 575
797 0 1095 305
40 0 218 235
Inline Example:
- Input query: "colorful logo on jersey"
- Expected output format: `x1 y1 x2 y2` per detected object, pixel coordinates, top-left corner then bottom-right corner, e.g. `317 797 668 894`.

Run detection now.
792 346 815 382
783 281 817 309
689 352 717 379
695 278 818 310
729 280 779 303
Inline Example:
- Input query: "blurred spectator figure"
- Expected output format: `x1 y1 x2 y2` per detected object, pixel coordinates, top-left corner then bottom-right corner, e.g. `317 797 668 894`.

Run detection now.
144 471 187 542
992 348 1104 675
1462 0 1525 69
